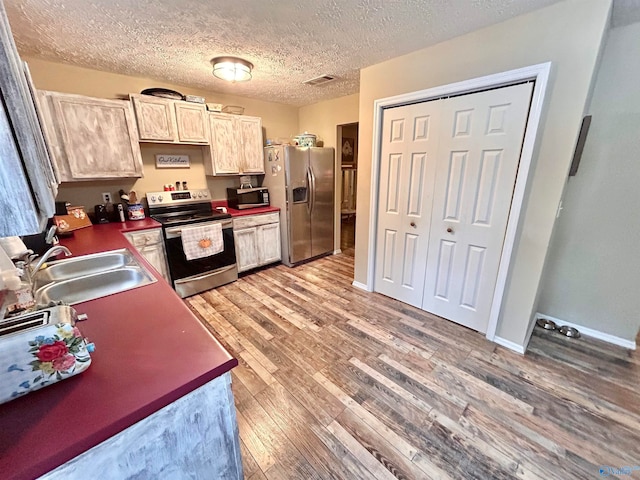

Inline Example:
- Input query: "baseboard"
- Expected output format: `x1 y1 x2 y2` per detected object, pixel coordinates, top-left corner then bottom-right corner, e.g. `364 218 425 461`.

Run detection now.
494 336 526 355
536 312 637 350
333 249 342 255
352 280 371 292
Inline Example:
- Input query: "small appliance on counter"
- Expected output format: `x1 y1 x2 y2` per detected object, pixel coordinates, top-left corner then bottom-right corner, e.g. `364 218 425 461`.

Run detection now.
94 204 110 224
0 305 93 405
226 186 270 210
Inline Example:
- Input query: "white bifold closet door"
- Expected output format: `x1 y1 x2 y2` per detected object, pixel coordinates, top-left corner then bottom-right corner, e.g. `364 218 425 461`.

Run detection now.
375 82 533 333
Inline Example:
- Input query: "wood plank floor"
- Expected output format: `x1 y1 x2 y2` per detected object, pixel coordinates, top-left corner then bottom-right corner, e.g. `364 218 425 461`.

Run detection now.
186 249 640 480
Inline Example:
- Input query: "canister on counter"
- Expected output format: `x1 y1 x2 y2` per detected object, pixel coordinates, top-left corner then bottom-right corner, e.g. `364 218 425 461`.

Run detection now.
127 203 145 221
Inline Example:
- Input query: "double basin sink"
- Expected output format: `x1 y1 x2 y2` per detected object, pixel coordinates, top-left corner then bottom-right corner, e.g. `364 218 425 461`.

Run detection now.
33 248 157 306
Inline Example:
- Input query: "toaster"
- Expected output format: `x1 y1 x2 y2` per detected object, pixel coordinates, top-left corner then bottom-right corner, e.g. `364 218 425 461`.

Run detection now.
0 305 93 405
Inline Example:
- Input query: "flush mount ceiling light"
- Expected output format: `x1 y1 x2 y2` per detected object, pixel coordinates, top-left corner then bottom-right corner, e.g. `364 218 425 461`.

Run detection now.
210 56 253 82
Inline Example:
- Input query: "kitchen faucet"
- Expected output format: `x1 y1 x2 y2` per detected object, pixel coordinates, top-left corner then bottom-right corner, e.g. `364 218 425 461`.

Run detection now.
27 245 72 282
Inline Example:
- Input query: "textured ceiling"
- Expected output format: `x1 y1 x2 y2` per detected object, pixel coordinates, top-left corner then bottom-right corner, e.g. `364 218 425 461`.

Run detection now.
4 0 633 107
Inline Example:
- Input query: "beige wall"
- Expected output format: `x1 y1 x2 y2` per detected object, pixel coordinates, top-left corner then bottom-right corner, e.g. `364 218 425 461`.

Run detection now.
299 94 359 251
354 0 611 348
537 22 640 341
24 57 299 206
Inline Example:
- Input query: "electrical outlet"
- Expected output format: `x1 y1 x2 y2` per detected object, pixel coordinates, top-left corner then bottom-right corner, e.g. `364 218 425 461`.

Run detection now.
102 192 112 204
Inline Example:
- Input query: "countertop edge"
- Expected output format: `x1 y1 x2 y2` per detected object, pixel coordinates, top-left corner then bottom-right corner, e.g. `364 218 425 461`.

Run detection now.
2 221 239 480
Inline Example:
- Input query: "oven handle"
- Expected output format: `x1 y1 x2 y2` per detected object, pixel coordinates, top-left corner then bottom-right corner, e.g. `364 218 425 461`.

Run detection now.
173 264 237 284
166 219 232 235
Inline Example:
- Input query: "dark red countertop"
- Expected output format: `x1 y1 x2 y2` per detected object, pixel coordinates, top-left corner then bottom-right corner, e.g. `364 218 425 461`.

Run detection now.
0 221 237 480
211 200 280 218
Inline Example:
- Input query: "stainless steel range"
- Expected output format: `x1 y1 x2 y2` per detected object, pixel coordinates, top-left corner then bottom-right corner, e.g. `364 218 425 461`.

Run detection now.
147 189 237 298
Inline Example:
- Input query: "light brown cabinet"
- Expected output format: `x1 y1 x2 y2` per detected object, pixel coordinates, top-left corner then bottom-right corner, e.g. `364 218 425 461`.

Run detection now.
204 112 264 176
123 228 171 283
232 212 280 273
130 94 208 145
38 90 143 182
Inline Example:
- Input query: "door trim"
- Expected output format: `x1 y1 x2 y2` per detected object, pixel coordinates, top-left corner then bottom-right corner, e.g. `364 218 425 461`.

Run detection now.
365 62 551 342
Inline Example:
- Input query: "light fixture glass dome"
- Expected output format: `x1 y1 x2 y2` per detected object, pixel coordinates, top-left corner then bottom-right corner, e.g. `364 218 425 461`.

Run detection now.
211 56 253 82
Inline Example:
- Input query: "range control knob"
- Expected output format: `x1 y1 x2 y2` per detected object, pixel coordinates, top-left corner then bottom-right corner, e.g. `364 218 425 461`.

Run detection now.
197 192 203 198
158 195 163 202
150 195 156 202
202 191 208 197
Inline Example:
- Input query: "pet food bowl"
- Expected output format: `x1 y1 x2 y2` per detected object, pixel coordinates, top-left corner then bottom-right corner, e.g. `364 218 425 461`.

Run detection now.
536 318 557 330
558 325 581 338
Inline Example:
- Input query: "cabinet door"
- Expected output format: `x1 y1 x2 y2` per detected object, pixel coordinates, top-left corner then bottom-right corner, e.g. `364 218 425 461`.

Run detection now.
139 243 171 283
44 92 143 181
208 113 240 175
174 102 208 144
237 116 264 174
233 227 259 272
131 95 176 142
124 229 171 283
257 222 281 266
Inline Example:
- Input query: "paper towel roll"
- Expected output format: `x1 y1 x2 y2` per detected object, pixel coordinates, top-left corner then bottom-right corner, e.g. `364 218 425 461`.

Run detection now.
0 236 29 260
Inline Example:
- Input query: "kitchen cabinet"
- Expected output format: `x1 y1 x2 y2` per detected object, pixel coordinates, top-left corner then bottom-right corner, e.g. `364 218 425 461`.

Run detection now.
130 94 208 145
124 228 171 283
0 3 57 236
38 91 143 182
130 94 176 142
204 112 264 175
232 212 280 273
174 102 209 143
237 115 265 173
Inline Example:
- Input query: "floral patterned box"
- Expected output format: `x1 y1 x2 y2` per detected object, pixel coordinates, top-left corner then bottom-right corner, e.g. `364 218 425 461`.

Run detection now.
0 306 92 404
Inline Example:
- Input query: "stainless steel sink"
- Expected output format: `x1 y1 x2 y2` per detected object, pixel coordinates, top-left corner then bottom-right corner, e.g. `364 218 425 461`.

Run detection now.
33 249 157 306
32 249 136 289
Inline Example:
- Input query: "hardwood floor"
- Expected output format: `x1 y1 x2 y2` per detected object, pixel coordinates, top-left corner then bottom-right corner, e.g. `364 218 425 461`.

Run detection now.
186 250 640 479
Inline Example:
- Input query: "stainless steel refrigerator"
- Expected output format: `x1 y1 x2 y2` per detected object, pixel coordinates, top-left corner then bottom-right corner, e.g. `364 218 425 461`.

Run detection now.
263 145 335 266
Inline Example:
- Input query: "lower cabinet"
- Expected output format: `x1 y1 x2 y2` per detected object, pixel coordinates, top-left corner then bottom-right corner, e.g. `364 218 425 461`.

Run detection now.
232 212 281 273
123 228 171 283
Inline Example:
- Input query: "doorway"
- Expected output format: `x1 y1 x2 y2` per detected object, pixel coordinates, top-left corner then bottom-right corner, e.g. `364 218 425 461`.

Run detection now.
338 122 358 251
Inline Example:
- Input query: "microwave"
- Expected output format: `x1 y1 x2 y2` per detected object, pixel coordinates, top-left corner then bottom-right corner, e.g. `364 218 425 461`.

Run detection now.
226 187 270 210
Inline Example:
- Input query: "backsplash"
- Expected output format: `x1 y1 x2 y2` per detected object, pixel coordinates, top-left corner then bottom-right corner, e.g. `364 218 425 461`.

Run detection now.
56 144 249 211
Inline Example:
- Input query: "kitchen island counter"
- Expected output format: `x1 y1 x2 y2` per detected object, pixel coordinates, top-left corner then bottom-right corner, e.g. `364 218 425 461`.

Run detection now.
0 222 239 480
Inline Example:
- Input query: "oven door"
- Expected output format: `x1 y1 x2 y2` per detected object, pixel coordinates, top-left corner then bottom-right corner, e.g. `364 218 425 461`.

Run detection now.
164 218 237 297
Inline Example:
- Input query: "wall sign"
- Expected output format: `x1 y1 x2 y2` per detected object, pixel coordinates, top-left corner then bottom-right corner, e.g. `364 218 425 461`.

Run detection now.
155 154 190 168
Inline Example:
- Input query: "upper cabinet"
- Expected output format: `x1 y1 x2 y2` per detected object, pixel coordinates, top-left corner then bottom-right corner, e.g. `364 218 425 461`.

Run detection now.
131 94 176 142
175 102 209 143
237 116 265 174
130 94 208 145
205 113 240 174
204 112 264 176
38 91 144 182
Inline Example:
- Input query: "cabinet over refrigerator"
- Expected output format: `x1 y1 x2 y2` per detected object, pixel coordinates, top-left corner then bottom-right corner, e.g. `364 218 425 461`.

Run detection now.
263 146 335 267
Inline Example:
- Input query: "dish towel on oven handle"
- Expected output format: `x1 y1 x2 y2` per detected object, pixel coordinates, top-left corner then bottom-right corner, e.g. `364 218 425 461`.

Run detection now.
181 223 224 260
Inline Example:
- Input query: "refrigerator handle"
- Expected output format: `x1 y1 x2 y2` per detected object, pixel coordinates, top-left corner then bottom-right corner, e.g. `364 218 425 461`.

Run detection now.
306 167 313 215
309 165 316 214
